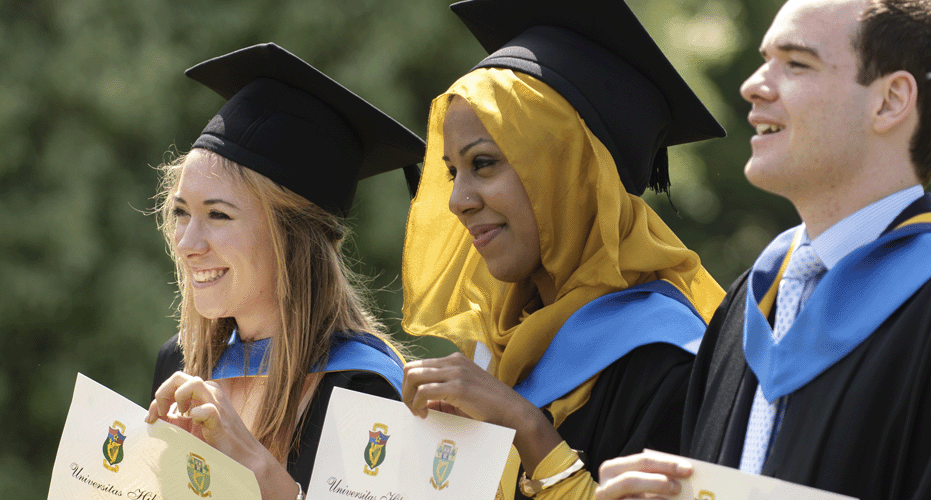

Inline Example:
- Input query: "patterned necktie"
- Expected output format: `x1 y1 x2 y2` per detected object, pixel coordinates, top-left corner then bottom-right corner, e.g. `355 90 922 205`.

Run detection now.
739 241 826 473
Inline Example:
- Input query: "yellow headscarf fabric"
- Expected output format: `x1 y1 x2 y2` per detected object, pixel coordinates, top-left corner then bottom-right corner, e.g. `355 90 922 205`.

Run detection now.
402 68 723 417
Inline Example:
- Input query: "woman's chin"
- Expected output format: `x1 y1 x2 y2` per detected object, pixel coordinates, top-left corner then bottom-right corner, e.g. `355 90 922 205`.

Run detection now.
192 304 227 321
484 261 535 284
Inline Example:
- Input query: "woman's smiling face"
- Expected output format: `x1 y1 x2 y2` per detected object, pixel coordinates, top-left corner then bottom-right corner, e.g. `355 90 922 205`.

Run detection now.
171 149 278 334
443 96 542 283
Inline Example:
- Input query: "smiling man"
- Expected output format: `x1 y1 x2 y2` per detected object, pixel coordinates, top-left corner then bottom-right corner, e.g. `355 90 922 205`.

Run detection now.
596 0 931 499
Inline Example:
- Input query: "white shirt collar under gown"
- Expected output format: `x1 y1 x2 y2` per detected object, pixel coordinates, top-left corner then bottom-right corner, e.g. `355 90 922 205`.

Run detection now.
811 185 924 270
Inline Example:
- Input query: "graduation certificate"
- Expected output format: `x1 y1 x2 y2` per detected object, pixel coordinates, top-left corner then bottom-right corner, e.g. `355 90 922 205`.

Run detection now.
645 450 859 500
308 387 515 500
47 373 260 500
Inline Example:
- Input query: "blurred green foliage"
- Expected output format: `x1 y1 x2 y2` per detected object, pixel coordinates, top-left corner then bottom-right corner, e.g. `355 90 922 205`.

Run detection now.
0 0 797 496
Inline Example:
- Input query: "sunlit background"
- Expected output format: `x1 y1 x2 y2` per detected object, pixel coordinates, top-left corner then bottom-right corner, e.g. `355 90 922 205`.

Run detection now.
0 0 797 495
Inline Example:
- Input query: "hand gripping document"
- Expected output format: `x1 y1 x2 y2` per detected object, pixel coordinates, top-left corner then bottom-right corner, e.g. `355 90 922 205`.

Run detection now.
645 450 858 500
48 373 261 500
308 387 516 500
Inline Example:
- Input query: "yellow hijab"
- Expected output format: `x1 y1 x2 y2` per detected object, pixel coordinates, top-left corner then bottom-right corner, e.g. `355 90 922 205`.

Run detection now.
402 68 723 421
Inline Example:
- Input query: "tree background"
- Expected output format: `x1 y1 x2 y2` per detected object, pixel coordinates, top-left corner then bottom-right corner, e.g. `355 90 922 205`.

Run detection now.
0 0 798 496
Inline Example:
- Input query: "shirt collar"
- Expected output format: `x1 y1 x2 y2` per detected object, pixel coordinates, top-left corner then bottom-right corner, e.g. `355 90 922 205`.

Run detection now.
809 185 925 270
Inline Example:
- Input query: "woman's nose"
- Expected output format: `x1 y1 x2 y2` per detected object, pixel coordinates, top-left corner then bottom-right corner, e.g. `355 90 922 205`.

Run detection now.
174 219 208 256
448 177 481 216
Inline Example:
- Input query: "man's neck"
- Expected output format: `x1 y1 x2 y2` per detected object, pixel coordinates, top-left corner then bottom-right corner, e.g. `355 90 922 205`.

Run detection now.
794 157 919 239
807 185 925 270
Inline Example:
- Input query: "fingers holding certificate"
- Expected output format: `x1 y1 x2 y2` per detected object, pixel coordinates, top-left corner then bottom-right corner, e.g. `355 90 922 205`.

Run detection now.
403 353 564 476
145 371 301 500
146 372 261 469
402 353 541 425
596 451 857 500
595 451 693 500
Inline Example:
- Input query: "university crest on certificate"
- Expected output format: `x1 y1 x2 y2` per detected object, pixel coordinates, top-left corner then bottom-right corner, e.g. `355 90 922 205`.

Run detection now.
308 387 515 500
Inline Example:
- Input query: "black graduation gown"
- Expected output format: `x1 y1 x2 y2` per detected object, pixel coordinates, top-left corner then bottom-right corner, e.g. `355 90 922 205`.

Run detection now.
682 195 931 500
513 342 694 500
150 334 401 489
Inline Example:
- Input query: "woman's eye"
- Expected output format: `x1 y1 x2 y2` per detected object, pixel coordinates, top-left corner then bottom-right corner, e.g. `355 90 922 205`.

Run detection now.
787 61 810 70
473 157 497 170
172 206 189 218
209 210 232 220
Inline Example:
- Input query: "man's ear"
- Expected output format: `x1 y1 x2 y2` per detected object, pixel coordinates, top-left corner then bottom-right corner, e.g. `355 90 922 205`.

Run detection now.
873 69 919 134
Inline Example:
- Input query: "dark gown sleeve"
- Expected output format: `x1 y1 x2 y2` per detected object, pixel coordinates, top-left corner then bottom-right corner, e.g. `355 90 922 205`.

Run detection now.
151 333 184 401
560 343 694 460
287 371 401 489
512 342 694 500
681 269 754 466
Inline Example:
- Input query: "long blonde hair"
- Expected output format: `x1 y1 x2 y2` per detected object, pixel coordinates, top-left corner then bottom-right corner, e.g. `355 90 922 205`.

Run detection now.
156 148 388 461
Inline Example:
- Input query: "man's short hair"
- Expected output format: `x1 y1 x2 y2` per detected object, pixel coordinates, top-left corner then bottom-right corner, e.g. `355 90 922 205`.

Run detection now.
855 0 931 186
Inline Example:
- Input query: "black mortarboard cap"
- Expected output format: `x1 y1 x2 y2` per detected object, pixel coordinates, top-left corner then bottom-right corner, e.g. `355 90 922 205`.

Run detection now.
451 0 725 195
186 43 425 216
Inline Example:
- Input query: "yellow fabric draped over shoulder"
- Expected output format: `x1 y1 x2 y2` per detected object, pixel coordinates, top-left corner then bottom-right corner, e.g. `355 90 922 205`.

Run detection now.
402 68 723 415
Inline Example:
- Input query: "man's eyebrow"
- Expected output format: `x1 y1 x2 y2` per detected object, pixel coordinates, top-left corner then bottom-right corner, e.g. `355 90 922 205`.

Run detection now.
761 42 822 60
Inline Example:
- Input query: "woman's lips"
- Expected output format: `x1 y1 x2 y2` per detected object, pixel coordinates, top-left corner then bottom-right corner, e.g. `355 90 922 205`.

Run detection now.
191 267 228 286
471 224 504 249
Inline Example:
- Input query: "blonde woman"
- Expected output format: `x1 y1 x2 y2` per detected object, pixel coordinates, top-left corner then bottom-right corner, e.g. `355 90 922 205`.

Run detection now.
400 1 725 499
146 44 424 500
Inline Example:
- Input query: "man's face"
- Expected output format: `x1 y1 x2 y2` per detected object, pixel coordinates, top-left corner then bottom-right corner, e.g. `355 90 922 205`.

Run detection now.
740 0 871 202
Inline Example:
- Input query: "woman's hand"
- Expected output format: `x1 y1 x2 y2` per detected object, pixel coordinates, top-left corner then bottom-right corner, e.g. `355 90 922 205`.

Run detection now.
402 352 562 475
595 452 693 500
146 372 260 462
145 371 299 500
403 352 519 423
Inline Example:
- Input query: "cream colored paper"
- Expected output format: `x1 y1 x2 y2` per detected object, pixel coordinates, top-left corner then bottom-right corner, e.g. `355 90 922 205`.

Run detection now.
309 387 516 500
48 373 260 500
644 450 859 500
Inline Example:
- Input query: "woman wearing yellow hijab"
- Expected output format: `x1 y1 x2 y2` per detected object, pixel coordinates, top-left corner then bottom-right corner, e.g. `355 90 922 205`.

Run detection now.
402 1 726 499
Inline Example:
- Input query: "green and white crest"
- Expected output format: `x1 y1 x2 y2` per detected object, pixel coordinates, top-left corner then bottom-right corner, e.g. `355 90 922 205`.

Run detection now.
363 423 390 476
187 452 212 497
430 439 457 490
102 421 126 472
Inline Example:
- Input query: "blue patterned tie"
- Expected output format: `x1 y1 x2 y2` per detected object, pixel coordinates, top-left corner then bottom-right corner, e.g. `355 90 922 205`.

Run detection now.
739 241 826 473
